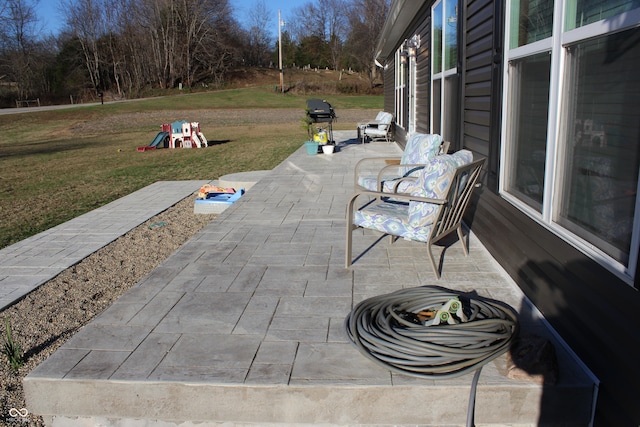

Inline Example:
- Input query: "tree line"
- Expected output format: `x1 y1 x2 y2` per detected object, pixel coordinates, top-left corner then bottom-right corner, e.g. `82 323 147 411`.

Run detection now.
0 0 389 106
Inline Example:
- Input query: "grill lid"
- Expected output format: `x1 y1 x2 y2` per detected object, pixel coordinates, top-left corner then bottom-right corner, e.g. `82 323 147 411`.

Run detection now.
306 99 336 122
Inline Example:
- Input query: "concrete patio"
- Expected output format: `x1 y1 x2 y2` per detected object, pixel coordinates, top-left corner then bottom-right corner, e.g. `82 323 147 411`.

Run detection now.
23 131 597 426
0 181 210 311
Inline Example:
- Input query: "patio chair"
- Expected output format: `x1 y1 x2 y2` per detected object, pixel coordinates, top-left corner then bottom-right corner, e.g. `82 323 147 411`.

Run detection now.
362 112 394 142
345 150 485 279
357 111 387 142
357 111 387 128
354 133 450 194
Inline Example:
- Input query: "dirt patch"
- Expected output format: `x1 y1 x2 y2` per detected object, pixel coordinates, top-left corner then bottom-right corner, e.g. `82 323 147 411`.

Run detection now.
0 196 216 426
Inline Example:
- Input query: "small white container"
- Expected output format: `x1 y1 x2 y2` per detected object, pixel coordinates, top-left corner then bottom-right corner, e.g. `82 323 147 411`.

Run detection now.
322 144 335 155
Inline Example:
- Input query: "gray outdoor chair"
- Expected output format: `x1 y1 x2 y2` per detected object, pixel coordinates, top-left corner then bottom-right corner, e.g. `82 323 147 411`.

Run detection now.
346 150 485 279
361 112 394 142
354 133 449 194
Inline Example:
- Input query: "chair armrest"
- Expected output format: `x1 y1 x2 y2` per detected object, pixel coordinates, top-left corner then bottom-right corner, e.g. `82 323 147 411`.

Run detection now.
373 163 426 190
355 156 402 169
390 176 420 193
353 156 402 188
348 190 447 205
358 120 381 127
440 141 451 154
377 162 425 179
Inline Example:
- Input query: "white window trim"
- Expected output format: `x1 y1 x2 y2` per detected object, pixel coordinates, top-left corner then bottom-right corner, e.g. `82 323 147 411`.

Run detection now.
430 0 440 134
407 35 420 135
562 7 640 45
507 39 553 61
431 0 458 136
395 48 406 130
500 0 639 286
408 52 417 134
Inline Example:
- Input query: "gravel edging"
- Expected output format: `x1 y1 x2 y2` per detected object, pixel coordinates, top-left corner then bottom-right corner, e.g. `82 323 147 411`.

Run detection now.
0 196 216 426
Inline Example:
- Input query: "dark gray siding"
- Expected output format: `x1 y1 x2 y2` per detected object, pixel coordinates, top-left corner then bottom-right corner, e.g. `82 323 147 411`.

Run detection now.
472 192 640 427
382 1 640 419
461 0 495 163
383 58 395 116
414 13 432 137
458 0 640 425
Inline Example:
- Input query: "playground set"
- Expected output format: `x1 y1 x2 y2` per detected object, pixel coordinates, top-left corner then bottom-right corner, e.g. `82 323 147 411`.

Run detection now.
137 121 208 152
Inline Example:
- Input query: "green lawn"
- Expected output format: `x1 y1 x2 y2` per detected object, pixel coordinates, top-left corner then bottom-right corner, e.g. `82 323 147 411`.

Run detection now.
0 87 382 248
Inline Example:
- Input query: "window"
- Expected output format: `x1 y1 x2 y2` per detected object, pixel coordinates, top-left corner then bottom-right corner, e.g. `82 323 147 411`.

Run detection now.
395 36 419 133
556 28 640 266
395 47 407 129
565 0 638 30
431 0 459 143
505 52 551 211
502 0 640 281
509 0 554 49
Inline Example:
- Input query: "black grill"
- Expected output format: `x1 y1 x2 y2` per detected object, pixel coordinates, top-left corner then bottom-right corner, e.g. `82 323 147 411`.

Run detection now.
306 99 336 143
306 99 336 122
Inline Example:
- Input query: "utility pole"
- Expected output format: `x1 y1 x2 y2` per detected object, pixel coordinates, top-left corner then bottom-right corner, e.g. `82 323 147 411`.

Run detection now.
278 9 284 93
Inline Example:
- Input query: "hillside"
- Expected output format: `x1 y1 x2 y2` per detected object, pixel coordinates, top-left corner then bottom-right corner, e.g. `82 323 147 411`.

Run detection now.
192 67 381 96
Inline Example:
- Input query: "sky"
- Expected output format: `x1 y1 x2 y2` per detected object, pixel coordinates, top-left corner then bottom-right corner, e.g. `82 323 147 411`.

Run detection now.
36 0 298 38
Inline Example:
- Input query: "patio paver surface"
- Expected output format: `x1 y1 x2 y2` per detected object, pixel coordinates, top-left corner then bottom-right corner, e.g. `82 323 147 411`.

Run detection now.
23 131 597 426
0 180 210 311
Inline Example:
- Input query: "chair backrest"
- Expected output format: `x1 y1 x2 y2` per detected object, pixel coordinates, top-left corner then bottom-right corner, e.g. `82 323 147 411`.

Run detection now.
375 111 386 121
400 133 444 175
377 112 393 131
407 150 483 230
433 156 484 238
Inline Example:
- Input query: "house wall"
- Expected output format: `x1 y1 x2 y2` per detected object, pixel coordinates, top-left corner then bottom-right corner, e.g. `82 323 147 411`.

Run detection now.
383 59 395 119
461 0 640 425
460 0 498 179
414 14 433 137
472 192 640 427
380 0 640 425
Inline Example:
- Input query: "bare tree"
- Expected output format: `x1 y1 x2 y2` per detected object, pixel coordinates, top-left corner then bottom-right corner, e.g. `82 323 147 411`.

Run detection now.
288 3 322 43
62 0 107 92
101 0 129 97
182 0 227 86
0 0 42 99
324 0 348 71
106 0 143 95
346 0 390 85
142 0 179 88
121 0 239 89
244 0 272 67
287 0 347 70
0 0 389 100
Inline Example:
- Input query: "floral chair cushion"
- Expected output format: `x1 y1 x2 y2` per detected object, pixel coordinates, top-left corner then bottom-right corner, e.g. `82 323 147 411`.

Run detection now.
407 150 473 227
400 133 443 170
353 150 474 241
357 133 444 192
352 200 433 243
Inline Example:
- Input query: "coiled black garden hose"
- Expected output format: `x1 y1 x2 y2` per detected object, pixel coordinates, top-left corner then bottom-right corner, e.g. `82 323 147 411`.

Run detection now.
344 285 519 426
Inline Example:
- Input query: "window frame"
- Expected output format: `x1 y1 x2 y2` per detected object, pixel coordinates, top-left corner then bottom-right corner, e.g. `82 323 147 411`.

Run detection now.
395 47 406 130
500 0 640 285
431 0 458 139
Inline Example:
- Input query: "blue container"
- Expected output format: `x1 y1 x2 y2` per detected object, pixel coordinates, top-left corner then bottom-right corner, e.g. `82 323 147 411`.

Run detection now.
194 189 245 214
305 141 319 155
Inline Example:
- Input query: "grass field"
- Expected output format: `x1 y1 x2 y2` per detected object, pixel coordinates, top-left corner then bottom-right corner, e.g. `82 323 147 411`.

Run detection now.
0 85 381 249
